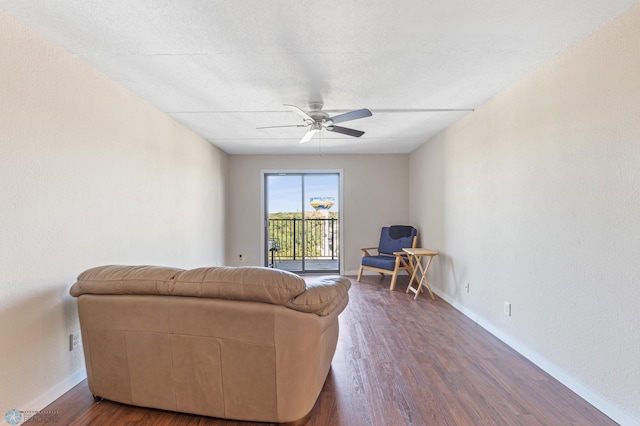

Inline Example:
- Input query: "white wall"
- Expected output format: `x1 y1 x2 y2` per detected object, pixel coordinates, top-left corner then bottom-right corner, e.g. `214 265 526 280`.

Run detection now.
0 11 228 414
227 154 410 274
409 4 640 424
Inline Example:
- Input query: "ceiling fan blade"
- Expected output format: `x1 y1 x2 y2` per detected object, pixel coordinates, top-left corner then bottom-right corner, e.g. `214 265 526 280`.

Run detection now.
284 104 314 122
256 124 308 129
326 125 365 138
299 128 319 143
328 108 372 125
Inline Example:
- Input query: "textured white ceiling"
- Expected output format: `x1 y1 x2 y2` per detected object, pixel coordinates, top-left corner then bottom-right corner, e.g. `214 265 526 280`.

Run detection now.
1 0 637 154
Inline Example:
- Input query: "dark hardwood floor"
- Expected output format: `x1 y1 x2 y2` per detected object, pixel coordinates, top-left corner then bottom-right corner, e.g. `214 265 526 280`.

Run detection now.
27 275 616 425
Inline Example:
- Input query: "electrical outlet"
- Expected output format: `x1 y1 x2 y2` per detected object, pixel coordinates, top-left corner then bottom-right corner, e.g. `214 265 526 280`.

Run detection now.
464 282 470 293
238 254 244 263
504 301 511 316
70 330 81 351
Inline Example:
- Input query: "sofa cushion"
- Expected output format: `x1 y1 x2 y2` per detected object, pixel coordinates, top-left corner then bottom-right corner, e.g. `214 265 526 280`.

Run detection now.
70 265 307 305
285 276 351 316
173 266 306 305
69 265 184 296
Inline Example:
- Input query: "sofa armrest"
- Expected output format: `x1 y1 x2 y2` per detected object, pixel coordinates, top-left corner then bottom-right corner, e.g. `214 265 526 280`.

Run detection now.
285 276 351 316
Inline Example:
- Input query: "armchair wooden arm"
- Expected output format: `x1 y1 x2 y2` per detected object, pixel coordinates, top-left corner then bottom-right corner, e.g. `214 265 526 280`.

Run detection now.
360 247 379 256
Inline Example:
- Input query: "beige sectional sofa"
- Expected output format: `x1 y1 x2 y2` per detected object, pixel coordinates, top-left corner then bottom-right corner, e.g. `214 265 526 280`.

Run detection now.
69 265 350 424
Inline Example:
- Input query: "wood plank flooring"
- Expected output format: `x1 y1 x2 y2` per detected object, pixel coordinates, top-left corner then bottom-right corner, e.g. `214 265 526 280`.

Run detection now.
26 275 616 425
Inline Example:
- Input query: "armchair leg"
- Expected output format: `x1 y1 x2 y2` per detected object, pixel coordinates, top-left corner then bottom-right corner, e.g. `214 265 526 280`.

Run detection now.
357 266 364 282
389 254 404 291
390 270 399 291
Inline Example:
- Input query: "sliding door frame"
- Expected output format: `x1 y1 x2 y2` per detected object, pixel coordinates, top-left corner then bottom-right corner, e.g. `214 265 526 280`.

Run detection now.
260 169 344 275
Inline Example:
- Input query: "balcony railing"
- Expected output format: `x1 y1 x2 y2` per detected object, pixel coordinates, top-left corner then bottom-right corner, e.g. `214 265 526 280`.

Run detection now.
268 218 338 260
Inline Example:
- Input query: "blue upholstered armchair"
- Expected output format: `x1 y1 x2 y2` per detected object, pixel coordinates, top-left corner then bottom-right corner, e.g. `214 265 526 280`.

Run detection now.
357 226 418 290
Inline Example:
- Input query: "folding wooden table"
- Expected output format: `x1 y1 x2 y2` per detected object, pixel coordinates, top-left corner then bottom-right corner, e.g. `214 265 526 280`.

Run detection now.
403 248 439 300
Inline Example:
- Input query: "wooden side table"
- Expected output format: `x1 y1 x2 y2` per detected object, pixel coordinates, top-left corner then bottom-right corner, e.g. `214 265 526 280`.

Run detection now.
403 248 439 300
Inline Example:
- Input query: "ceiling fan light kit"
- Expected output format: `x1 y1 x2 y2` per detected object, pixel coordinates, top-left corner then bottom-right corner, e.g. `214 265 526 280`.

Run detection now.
259 102 372 144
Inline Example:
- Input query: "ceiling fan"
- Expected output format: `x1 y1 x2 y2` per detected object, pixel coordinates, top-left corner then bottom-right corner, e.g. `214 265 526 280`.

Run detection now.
258 102 372 144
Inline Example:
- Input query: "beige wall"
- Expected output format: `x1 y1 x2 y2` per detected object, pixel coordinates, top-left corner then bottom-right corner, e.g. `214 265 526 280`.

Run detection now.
0 12 228 413
227 154 410 274
410 4 640 424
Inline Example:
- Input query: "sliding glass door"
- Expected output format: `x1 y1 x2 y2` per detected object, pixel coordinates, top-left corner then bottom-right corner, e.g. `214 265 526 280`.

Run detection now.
264 172 340 273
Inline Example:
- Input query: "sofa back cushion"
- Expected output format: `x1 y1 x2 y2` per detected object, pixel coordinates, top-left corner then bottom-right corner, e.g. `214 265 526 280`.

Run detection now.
70 265 184 294
173 266 306 304
70 265 307 305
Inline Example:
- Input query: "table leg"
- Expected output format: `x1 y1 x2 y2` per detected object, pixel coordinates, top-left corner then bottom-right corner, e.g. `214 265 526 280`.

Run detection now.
406 255 435 300
406 255 422 297
416 255 435 300
407 254 419 288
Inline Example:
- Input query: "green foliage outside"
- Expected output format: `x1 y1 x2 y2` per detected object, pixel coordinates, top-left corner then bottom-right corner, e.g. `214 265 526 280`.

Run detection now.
268 212 338 259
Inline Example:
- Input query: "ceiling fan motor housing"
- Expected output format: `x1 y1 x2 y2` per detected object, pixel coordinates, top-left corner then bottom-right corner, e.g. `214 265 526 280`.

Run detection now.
308 101 324 111
307 102 330 123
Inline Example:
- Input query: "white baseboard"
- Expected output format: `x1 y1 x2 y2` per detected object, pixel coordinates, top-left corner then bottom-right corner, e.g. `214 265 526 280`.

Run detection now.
432 287 638 426
22 368 87 413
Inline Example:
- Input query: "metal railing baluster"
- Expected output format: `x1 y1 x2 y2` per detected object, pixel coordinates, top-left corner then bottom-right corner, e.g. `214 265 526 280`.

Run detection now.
267 218 338 260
